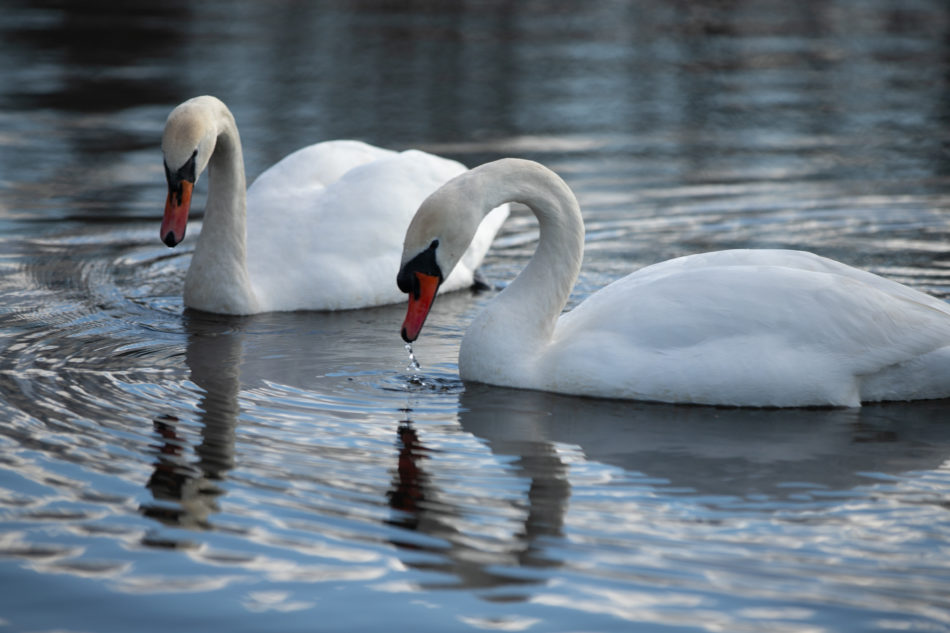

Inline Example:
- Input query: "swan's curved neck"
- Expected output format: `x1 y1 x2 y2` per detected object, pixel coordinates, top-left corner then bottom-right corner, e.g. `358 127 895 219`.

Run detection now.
459 160 584 378
184 108 258 313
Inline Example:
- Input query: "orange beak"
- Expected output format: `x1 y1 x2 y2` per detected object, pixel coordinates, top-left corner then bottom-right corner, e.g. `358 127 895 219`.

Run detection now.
161 180 193 247
401 272 441 343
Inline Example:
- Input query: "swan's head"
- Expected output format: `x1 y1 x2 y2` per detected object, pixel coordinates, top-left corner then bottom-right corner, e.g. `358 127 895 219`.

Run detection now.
397 168 493 342
160 96 223 247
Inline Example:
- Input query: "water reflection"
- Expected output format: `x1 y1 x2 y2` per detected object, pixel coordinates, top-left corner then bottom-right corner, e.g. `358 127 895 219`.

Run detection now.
2 0 189 113
386 416 565 594
158 308 571 595
459 384 950 500
159 305 950 600
135 302 458 537
141 313 241 531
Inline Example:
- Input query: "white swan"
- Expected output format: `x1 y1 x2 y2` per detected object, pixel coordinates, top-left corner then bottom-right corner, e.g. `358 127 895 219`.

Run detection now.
160 95 508 314
398 158 950 407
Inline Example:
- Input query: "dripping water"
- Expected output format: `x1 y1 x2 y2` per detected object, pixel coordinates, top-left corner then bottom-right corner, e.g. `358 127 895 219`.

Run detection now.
404 342 421 373
403 342 429 388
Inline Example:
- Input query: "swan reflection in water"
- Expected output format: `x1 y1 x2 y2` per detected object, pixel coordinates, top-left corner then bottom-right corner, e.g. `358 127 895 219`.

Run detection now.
140 308 950 591
456 384 950 499
387 384 950 593
387 416 568 592
141 312 243 532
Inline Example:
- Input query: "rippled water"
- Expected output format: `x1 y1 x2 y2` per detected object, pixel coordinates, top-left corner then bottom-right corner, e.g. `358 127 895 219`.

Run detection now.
3 1 950 631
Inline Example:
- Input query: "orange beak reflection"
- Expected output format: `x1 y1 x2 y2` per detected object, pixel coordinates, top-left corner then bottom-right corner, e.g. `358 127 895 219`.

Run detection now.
401 272 441 343
161 180 193 247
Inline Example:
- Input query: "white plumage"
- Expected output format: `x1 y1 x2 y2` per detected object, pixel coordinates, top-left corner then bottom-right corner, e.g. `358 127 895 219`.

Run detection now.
398 158 950 407
160 96 508 314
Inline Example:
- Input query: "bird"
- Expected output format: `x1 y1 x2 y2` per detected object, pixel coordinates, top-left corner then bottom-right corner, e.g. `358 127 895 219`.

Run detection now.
160 95 508 314
397 158 950 407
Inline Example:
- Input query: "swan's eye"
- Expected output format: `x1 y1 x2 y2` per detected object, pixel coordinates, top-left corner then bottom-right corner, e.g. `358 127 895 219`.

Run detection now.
397 240 442 296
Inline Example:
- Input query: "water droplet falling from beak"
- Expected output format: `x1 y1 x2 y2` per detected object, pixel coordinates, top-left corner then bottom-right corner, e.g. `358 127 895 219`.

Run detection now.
405 342 421 372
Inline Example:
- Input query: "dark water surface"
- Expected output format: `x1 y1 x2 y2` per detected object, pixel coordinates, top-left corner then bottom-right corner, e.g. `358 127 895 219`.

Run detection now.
2 1 950 631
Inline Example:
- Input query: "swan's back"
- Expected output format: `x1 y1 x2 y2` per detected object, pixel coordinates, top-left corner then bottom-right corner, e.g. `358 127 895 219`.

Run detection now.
248 140 394 193
544 249 950 406
246 144 503 311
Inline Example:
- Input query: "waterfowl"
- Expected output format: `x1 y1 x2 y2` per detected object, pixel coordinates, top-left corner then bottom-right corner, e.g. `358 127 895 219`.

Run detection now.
398 158 950 407
161 95 508 314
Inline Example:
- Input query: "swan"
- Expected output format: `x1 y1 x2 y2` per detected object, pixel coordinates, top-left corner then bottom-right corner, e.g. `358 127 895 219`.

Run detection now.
397 158 950 407
160 95 508 314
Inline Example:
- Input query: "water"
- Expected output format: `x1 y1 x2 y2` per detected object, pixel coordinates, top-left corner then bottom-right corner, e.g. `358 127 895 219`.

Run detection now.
2 1 950 631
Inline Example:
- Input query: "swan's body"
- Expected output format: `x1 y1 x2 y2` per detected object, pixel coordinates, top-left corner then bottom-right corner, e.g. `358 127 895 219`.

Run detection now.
398 158 950 407
160 96 508 314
